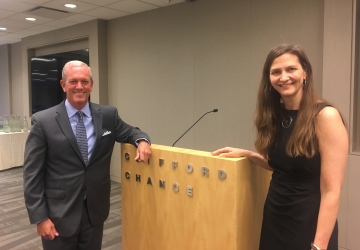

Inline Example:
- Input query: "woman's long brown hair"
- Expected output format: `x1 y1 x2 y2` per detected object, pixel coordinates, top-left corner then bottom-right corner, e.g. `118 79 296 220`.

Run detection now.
255 44 320 158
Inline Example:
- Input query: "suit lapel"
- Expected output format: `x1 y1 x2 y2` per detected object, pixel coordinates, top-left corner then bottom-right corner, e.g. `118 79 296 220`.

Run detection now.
55 101 84 164
89 103 102 164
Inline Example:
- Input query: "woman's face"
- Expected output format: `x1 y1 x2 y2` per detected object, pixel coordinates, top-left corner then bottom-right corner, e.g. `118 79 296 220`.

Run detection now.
269 53 307 103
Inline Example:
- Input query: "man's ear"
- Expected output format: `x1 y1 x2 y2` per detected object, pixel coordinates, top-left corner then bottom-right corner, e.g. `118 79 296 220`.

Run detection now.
89 81 94 91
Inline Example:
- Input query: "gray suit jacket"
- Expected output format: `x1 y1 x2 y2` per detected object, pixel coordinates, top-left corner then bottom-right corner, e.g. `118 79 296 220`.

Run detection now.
23 101 150 237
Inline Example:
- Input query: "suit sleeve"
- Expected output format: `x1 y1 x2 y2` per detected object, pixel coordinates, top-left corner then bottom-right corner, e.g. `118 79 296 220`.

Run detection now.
23 114 49 224
113 109 150 146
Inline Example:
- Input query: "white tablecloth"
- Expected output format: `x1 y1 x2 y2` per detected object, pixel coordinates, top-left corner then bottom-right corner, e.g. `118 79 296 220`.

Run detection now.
0 131 29 171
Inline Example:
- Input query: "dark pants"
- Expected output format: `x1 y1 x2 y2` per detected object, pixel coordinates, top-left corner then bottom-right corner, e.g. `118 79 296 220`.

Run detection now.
42 200 104 250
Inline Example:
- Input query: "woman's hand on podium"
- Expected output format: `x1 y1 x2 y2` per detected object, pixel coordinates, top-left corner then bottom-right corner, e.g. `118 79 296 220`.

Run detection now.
211 147 249 158
211 147 273 171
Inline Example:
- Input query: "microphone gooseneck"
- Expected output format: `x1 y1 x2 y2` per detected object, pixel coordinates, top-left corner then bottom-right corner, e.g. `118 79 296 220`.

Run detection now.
172 109 218 147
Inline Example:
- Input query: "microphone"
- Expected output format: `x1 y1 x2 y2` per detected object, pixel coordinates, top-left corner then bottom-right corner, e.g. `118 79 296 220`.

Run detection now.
172 109 218 147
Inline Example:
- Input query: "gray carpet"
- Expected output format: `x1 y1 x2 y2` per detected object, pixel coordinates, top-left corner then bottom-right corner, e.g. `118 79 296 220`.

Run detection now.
0 167 122 250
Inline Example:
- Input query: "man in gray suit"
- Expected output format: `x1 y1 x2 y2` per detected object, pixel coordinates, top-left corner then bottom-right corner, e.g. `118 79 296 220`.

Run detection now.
23 60 151 250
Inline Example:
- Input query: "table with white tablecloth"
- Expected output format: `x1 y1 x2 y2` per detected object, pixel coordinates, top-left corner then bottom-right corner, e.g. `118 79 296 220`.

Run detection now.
0 131 29 171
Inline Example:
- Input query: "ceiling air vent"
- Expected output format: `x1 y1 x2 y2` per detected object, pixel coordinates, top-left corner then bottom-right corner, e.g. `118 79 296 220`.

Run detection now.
25 7 74 19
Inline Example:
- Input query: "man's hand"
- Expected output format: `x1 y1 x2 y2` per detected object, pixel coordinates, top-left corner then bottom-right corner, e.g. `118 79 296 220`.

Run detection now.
135 140 151 162
37 219 59 240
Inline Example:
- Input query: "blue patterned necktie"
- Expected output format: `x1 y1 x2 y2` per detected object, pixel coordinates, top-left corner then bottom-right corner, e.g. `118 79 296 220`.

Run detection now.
76 111 88 165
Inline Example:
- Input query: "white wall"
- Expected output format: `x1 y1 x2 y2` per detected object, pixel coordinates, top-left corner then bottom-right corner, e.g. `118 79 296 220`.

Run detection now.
0 44 11 116
11 42 23 117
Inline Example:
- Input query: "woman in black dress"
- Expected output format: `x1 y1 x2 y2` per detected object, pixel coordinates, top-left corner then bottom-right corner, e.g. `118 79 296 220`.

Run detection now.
212 44 348 250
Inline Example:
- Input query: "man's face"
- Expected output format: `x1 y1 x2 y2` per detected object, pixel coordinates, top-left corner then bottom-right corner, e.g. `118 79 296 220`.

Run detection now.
60 65 93 110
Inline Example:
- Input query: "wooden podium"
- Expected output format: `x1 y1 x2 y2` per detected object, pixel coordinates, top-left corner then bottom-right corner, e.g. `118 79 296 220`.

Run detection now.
121 144 271 250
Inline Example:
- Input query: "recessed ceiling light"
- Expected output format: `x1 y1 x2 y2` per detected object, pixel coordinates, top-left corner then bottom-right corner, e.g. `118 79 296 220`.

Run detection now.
0 27 7 30
65 4 77 8
25 17 36 21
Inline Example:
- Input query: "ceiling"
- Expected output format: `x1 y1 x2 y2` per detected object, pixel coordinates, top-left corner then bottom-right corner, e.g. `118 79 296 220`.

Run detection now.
0 0 186 46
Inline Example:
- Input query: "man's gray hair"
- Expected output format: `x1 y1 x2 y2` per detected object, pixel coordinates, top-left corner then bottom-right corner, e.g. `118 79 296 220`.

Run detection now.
62 60 93 81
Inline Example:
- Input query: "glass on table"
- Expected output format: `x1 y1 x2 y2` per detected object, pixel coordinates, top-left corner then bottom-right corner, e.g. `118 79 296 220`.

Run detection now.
23 116 29 132
16 115 21 132
3 115 10 133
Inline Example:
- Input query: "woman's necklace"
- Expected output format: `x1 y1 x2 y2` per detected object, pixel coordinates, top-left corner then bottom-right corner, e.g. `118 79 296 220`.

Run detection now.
281 115 293 128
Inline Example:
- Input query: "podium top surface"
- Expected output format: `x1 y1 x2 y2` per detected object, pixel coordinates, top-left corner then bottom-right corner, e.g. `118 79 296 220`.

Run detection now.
124 143 248 162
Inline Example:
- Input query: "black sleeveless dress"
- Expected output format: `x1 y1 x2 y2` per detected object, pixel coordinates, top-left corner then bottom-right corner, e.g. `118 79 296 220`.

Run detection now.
259 104 338 250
